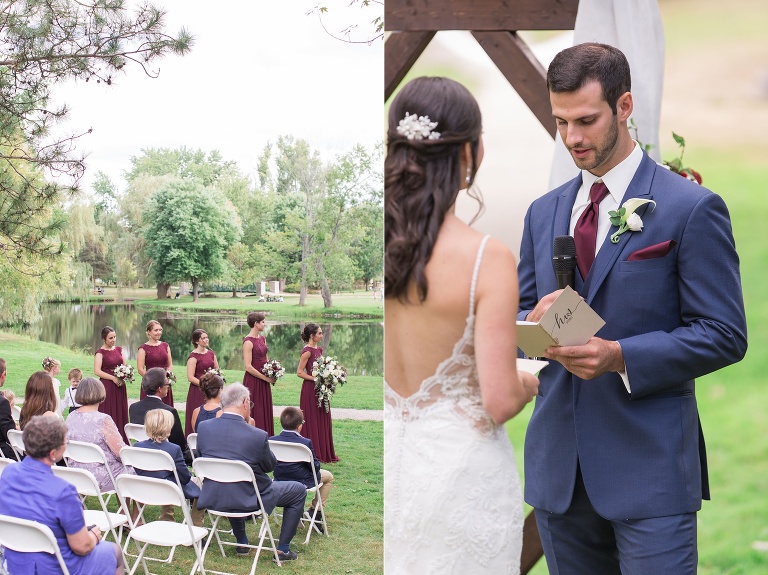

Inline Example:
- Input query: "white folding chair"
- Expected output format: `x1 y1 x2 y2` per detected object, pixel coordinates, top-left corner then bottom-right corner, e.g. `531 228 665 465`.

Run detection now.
192 457 282 574
0 514 71 574
64 440 122 508
6 429 25 461
115 474 208 575
0 456 15 477
10 404 20 423
124 423 149 445
268 440 328 543
52 466 129 545
186 433 198 462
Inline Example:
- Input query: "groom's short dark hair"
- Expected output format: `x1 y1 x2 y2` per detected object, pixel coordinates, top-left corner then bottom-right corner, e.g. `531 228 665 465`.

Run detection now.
547 42 631 114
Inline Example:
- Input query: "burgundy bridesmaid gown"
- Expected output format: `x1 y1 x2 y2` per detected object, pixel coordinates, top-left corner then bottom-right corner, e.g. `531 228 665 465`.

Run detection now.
185 349 217 437
299 345 338 463
95 346 129 443
242 335 274 435
138 342 174 406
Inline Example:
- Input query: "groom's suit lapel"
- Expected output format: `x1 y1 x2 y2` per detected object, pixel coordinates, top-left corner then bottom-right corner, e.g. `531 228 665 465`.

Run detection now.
584 153 656 304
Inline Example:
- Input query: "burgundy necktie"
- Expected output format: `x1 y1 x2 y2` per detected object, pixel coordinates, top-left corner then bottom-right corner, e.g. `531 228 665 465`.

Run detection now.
574 180 610 278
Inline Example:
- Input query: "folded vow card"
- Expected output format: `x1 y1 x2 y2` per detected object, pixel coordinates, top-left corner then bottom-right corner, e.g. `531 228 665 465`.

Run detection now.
517 286 605 357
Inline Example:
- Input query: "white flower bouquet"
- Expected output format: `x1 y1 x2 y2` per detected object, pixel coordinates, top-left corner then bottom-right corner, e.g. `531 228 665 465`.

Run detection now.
113 364 134 387
312 356 347 413
166 370 177 384
262 360 286 384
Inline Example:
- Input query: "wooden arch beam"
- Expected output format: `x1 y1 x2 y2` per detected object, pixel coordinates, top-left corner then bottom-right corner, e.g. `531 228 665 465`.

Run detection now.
385 0 579 137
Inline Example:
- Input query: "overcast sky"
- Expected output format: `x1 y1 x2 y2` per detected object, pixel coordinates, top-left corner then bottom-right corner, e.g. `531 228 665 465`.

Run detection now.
52 1 383 193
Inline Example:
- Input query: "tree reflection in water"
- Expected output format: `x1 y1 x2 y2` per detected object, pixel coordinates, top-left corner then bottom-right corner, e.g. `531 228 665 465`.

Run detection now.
17 304 383 376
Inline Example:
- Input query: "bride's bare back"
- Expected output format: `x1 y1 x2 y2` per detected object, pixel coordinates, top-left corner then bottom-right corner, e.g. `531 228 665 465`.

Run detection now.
385 214 536 424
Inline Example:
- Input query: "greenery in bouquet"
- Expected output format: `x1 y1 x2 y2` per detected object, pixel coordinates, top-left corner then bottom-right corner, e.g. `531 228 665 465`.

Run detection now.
203 367 225 382
312 355 347 413
166 369 177 384
630 119 702 184
113 364 134 387
262 360 286 384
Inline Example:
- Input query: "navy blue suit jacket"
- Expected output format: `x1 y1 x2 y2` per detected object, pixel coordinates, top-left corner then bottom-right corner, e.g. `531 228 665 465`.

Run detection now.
196 413 281 514
518 152 747 520
269 430 321 487
129 396 190 464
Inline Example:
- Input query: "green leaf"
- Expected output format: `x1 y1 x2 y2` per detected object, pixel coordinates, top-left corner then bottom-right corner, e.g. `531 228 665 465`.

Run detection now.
672 132 686 148
667 158 683 171
618 207 626 217
608 210 619 218
610 216 621 226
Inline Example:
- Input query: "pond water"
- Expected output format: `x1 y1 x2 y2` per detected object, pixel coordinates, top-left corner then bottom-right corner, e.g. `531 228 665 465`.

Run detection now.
16 303 383 377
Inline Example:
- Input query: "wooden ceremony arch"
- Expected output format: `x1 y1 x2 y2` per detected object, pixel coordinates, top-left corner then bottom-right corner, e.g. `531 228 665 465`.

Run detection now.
384 1 580 572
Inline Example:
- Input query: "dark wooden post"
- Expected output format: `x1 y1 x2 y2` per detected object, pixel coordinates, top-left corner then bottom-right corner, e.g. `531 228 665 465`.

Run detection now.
384 1 581 571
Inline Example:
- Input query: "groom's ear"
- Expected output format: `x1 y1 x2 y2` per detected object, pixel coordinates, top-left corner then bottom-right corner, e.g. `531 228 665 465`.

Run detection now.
617 91 633 123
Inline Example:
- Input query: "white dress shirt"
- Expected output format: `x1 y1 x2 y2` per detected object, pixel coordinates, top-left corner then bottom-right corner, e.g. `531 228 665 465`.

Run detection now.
567 142 643 392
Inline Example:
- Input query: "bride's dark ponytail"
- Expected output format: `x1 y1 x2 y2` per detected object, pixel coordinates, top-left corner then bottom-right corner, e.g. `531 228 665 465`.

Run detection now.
385 77 483 303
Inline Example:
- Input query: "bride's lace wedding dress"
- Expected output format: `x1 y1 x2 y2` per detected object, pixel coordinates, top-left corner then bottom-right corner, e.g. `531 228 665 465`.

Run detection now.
384 235 524 574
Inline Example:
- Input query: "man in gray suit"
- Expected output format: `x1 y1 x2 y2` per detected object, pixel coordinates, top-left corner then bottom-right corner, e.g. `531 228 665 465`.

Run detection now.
196 383 306 562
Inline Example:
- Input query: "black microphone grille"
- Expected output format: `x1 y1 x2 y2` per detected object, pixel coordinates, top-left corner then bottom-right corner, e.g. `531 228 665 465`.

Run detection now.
553 235 576 275
553 235 576 257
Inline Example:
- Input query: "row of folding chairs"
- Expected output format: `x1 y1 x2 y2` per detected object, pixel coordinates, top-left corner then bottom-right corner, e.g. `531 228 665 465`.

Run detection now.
0 448 283 575
125 423 326 542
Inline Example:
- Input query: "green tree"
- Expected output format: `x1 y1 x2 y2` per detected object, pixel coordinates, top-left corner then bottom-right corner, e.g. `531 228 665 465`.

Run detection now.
125 147 234 187
274 136 326 305
143 181 241 301
313 143 382 306
0 0 192 262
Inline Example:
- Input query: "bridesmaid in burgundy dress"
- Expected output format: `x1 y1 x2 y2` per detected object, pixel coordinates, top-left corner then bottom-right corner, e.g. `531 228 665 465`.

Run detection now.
297 323 338 463
93 326 129 443
185 329 219 437
137 320 174 407
242 312 276 435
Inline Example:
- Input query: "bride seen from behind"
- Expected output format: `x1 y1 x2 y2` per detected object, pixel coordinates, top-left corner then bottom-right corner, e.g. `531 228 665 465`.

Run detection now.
384 76 540 574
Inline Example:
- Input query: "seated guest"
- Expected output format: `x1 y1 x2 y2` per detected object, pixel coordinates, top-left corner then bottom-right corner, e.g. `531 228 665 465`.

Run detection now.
0 358 18 458
66 377 135 492
129 367 191 464
0 414 123 574
197 383 307 562
133 409 204 526
270 406 334 531
19 370 58 430
190 371 223 433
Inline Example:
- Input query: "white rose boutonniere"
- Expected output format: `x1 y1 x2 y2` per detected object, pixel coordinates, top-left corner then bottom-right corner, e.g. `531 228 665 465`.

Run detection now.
609 198 656 244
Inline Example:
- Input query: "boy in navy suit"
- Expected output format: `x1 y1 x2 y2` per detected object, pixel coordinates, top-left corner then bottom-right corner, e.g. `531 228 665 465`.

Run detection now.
270 407 334 529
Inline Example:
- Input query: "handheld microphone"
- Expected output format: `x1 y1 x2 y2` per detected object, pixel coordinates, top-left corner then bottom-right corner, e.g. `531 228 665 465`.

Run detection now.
553 235 577 290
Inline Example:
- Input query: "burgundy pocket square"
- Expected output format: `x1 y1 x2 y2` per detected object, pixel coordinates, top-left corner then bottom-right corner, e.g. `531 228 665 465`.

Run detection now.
627 240 677 261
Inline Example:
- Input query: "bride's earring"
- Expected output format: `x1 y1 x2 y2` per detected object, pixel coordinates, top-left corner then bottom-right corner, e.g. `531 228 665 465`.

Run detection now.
465 165 472 186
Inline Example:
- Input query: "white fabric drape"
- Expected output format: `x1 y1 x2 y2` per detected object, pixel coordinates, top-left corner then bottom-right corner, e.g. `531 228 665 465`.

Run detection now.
548 0 665 190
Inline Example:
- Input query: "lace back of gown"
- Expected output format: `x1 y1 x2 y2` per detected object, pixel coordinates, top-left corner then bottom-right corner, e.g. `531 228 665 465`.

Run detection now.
384 234 524 574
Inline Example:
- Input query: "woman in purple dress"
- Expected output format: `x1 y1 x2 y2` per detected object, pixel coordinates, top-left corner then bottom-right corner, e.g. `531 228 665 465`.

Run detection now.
297 323 338 463
137 319 174 407
185 329 219 437
242 312 276 434
93 325 129 443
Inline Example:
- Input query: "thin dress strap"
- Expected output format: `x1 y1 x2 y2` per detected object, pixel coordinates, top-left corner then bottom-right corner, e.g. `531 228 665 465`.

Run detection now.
468 235 491 317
